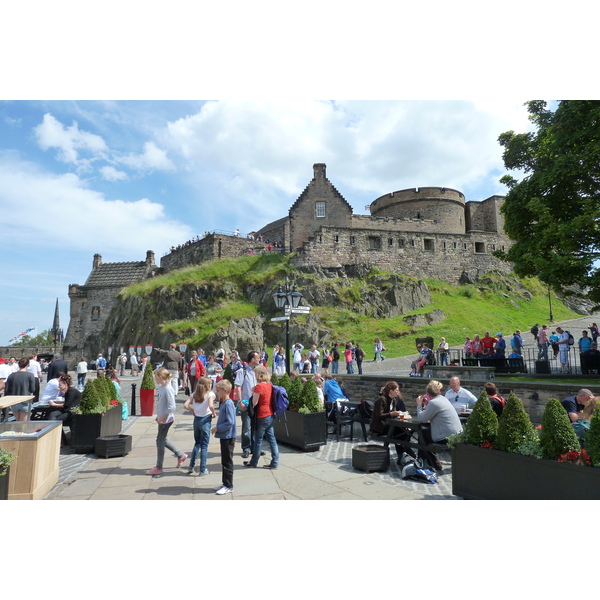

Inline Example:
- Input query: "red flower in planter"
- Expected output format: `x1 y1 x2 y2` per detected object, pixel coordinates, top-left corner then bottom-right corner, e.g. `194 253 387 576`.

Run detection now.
558 449 591 466
110 400 120 406
480 440 495 449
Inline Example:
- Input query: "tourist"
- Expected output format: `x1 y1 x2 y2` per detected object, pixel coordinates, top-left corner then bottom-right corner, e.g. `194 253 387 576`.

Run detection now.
483 381 506 418
130 352 139 376
211 379 236 495
205 355 223 390
437 337 449 366
355 343 366 375
154 343 184 397
537 325 550 360
47 353 69 381
561 388 593 423
481 332 497 356
274 347 286 375
321 344 330 374
41 376 61 404
244 365 279 469
4 357 37 421
313 373 325 403
329 342 340 374
472 334 484 357
344 342 355 374
308 344 320 374
491 333 506 358
76 357 88 388
410 344 428 377
589 323 599 343
301 353 311 374
183 376 216 475
571 397 599 447
464 336 473 357
235 351 260 459
48 373 81 426
530 323 540 342
292 343 304 372
444 376 477 413
579 330 593 353
146 368 187 475
510 330 523 356
556 326 571 372
374 337 385 361
416 380 463 470
549 331 560 358
185 350 205 396
370 381 415 464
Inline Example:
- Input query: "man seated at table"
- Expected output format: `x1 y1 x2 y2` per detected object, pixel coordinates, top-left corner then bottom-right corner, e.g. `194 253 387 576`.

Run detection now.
561 389 593 423
416 380 462 470
444 376 477 413
40 377 62 404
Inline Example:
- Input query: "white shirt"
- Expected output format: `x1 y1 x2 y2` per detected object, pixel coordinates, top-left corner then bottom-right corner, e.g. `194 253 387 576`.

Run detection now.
445 387 477 413
27 359 42 379
76 361 88 374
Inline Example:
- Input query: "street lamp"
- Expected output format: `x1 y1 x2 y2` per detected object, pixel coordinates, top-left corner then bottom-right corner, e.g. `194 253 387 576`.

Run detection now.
271 280 306 374
548 286 554 322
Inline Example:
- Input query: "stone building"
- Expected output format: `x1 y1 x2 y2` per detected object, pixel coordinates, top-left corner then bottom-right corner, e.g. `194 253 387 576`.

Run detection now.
64 163 512 362
63 251 159 365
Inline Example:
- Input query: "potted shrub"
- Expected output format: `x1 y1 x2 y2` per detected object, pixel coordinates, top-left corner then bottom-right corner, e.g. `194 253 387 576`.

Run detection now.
273 376 326 451
0 449 17 501
70 378 123 453
452 393 600 500
140 363 156 416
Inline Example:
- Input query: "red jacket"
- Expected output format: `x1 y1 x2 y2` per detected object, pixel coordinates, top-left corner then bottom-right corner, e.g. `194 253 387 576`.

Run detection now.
186 358 205 379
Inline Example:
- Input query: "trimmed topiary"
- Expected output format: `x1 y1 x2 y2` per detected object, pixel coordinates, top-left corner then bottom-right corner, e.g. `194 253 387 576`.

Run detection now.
278 372 292 392
270 372 279 385
463 391 498 446
584 405 600 466
495 391 538 453
77 380 104 414
298 377 323 413
539 398 581 460
141 363 156 390
288 378 303 410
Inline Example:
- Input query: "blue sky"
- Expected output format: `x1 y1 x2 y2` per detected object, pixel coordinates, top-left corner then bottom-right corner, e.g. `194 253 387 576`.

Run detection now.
0 99 537 344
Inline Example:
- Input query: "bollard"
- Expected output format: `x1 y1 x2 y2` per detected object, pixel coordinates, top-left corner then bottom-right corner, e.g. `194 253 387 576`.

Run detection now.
131 383 137 416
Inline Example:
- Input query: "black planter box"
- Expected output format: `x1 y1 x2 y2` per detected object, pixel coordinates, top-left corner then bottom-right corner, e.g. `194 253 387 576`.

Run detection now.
71 405 123 454
0 466 10 501
452 443 600 500
273 410 326 451
95 434 132 458
352 444 390 473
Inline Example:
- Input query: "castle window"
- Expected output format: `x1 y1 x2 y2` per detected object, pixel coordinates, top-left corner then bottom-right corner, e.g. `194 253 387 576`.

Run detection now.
315 202 326 218
475 242 485 253
463 242 468 250
398 239 405 248
388 238 394 247
368 236 382 250
334 235 339 243
350 236 356 245
442 241 446 250
424 238 434 252
453 241 458 249
410 239 416 247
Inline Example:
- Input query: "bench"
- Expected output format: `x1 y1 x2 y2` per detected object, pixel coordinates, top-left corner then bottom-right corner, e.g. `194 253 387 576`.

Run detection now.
425 365 495 381
460 356 527 374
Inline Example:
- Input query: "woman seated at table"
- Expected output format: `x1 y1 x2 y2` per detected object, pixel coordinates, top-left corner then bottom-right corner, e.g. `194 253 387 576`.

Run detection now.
416 380 463 470
48 374 82 425
370 381 416 464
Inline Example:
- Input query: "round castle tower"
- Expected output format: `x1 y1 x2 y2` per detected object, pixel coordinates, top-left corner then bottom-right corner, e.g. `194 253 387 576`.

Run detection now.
369 187 466 235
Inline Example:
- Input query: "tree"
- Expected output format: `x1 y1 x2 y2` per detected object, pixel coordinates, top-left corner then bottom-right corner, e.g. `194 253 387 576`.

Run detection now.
462 391 498 446
497 100 600 301
10 329 54 347
539 398 580 460
495 391 538 453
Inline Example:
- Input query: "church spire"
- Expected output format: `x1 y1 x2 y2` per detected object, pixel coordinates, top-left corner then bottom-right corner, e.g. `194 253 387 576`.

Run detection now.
52 298 62 345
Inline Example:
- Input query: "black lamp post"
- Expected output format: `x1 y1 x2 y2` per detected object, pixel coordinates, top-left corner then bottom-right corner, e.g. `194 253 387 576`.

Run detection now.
272 279 303 374
548 285 554 322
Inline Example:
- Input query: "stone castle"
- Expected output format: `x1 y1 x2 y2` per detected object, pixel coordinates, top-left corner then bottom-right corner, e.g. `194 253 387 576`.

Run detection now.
64 163 511 362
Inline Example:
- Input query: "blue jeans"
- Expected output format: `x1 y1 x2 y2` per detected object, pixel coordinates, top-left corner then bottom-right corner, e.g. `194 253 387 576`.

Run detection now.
77 373 87 386
440 353 448 366
189 414 212 471
240 407 253 453
250 415 279 467
331 360 339 374
346 361 354 374
156 421 183 469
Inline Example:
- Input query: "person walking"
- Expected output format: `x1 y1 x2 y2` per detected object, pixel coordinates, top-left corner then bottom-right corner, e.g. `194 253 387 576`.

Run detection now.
76 357 88 389
355 343 365 375
146 368 187 475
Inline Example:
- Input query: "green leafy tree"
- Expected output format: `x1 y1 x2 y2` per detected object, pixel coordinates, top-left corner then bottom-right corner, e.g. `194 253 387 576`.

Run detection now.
539 398 581 460
10 329 54 347
270 372 279 386
497 100 600 302
584 405 600 466
495 391 538 453
463 391 498 446
288 378 303 410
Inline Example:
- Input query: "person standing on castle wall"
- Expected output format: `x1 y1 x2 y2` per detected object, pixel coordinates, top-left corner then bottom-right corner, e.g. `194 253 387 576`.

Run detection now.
329 343 340 374
437 338 449 366
344 342 355 374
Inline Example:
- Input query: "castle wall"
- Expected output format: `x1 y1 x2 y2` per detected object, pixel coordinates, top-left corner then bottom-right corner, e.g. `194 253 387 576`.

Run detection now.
370 187 466 235
466 195 504 233
292 225 511 282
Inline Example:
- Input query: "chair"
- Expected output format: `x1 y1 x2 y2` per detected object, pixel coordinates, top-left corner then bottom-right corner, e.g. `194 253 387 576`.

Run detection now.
462 357 479 367
334 402 369 442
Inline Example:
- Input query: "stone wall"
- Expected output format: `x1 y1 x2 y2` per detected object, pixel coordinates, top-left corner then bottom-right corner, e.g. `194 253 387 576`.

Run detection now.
334 374 599 426
292 225 512 282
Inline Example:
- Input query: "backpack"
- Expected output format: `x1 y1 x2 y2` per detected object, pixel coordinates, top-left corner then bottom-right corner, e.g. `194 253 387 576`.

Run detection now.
271 384 289 418
566 331 575 346
490 394 506 408
401 458 437 484
358 400 373 420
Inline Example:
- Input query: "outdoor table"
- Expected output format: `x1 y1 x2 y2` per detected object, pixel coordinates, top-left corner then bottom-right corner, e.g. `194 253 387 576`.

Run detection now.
458 410 472 425
0 395 35 423
383 417 446 455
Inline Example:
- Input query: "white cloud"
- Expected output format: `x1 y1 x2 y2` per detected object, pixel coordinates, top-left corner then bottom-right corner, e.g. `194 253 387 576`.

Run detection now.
100 165 128 181
118 141 176 172
34 113 108 164
0 155 192 258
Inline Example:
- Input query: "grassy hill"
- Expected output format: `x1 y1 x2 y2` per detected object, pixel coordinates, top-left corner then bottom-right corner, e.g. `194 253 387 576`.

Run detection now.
121 254 579 357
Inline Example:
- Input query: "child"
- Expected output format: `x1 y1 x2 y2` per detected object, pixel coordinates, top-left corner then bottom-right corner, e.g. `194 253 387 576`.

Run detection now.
183 376 216 475
211 379 237 495
146 368 187 475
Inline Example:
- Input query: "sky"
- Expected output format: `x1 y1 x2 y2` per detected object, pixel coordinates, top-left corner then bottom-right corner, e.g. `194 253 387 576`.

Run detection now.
0 99 539 344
